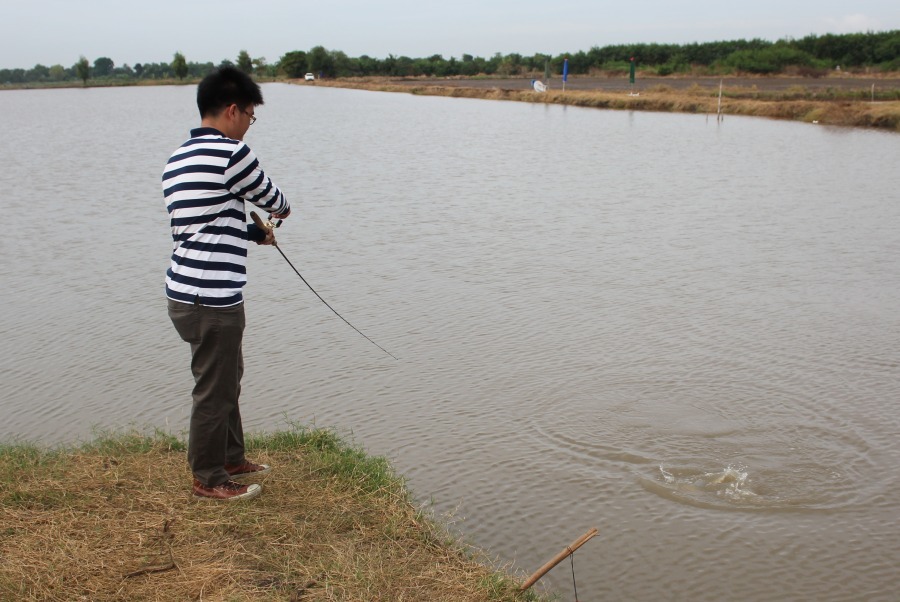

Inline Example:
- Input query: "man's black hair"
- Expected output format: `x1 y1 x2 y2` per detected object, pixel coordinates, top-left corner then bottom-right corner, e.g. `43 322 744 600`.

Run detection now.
197 66 264 118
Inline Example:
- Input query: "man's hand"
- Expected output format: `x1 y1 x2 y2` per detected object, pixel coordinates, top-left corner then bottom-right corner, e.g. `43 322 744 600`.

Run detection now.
257 226 276 246
249 210 278 245
271 208 290 220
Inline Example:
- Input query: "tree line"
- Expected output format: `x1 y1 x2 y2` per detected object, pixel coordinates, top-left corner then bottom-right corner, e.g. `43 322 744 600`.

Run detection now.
2 30 898 85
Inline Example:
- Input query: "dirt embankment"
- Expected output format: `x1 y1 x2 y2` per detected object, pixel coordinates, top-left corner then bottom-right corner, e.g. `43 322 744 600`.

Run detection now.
383 74 900 93
304 74 900 131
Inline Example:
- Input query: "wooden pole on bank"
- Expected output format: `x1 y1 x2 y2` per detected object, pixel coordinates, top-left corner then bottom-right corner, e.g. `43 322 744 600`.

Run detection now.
717 79 724 122
520 527 599 591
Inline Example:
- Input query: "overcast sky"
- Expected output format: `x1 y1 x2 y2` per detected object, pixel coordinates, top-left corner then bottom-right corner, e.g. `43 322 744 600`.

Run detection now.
2 0 898 69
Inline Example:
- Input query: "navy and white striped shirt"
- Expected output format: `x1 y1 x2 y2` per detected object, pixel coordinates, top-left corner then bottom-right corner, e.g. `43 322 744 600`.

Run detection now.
163 127 290 307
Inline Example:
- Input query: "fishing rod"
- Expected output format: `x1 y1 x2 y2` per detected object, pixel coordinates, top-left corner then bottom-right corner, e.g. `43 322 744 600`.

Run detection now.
250 211 398 360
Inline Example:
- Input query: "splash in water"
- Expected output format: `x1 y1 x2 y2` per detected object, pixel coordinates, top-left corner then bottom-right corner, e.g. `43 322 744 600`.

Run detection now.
657 464 758 502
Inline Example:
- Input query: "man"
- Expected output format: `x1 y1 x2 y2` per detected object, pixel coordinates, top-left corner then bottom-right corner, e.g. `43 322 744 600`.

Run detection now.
163 66 291 501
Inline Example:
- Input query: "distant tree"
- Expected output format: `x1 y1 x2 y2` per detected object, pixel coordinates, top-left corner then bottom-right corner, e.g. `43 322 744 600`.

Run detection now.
172 52 188 80
470 55 490 75
392 55 415 76
75 56 90 85
0 68 26 83
382 54 397 75
189 62 216 78
873 34 900 65
567 50 591 74
356 54 380 76
0 29 895 84
237 50 253 73
420 54 448 76
308 45 334 77
497 53 521 76
49 64 67 81
218 59 234 69
330 49 353 77
28 64 50 81
142 61 173 79
278 50 308 77
411 57 431 76
503 53 525 75
93 57 114 77
251 56 267 76
528 53 552 73
485 52 503 74
459 54 478 76
725 45 815 74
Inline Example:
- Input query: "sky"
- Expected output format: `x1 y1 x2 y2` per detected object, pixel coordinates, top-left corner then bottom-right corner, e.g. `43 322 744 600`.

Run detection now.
2 0 899 70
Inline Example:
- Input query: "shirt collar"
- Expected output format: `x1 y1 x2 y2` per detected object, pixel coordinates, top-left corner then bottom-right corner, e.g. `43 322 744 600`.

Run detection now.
190 126 226 138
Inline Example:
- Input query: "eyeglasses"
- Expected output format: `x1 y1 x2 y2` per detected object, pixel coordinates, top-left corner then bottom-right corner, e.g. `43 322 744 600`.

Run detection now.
239 107 257 125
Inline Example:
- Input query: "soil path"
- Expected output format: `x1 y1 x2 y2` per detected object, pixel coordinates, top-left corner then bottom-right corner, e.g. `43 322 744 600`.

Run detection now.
383 75 900 93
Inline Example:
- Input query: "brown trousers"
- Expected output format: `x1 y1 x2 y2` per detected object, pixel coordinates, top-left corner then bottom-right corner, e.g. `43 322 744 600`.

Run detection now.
168 298 246 487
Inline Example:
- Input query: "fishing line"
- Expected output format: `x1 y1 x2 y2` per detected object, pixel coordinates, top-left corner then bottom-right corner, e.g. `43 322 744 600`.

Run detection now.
251 211 398 360
570 552 579 602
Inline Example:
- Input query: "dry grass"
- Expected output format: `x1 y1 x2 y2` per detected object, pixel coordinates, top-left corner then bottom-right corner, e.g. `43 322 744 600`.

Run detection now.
307 78 900 132
0 429 542 602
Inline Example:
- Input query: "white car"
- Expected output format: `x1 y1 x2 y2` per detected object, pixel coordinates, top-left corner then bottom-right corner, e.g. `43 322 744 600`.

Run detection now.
304 73 315 81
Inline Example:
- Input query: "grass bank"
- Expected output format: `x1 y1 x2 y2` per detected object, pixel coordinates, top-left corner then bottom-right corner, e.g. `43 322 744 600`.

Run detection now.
0 428 544 601
306 77 900 132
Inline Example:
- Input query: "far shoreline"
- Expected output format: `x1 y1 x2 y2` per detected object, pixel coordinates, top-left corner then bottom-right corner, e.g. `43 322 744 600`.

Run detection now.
4 73 898 131
302 74 900 132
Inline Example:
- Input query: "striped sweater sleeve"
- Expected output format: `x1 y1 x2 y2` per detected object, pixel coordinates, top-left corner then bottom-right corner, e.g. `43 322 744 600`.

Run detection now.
226 143 290 215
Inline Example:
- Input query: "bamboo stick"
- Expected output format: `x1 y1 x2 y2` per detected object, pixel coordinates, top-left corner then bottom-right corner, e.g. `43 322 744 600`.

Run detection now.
717 79 724 122
520 527 599 591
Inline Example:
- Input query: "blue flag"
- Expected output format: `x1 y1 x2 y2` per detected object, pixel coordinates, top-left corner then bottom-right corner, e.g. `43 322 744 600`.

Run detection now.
562 58 569 83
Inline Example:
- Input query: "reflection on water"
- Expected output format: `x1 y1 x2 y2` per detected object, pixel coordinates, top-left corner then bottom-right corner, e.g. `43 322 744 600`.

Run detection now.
1 84 899 601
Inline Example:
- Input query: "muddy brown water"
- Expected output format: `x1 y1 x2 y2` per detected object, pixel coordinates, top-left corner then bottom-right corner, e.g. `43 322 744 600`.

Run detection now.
2 84 899 600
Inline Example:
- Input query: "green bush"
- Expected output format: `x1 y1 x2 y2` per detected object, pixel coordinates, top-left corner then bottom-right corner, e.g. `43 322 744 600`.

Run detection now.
725 46 817 74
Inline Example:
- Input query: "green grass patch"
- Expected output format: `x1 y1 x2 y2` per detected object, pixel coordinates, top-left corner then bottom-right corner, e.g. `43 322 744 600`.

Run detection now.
0 427 546 601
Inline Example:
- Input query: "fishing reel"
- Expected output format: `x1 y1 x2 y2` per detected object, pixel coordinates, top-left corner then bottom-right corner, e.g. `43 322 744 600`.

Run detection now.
250 211 282 232
248 211 283 245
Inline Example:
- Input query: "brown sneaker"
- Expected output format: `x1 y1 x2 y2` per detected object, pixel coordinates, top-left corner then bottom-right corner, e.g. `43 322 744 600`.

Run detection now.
225 460 271 479
193 479 262 501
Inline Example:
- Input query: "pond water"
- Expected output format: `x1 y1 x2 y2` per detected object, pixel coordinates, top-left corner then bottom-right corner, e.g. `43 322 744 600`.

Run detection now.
2 83 899 600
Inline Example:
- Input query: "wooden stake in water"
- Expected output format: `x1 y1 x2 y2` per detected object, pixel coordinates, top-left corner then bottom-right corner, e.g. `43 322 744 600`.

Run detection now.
521 527 599 591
